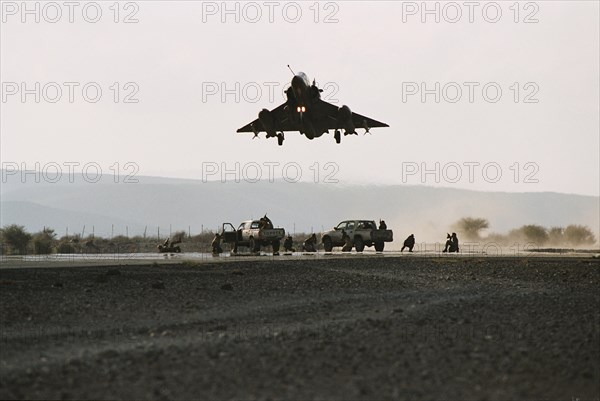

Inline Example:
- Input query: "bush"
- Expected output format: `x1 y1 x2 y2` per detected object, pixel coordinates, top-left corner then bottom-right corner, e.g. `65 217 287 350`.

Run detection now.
563 225 596 246
56 241 76 254
32 228 57 254
547 227 564 246
0 225 32 255
452 217 490 240
509 225 549 246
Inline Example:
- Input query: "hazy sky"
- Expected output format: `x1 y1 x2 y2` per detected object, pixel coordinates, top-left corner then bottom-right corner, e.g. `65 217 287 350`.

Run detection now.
1 1 599 196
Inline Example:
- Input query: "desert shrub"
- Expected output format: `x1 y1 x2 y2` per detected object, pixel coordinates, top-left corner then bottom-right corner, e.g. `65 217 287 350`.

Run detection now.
0 224 32 255
563 225 596 246
452 217 490 240
56 241 75 254
32 228 56 254
547 227 564 246
485 232 509 245
509 225 549 246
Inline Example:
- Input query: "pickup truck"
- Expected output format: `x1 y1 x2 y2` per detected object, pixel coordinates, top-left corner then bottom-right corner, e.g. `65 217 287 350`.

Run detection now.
221 220 285 254
321 220 393 252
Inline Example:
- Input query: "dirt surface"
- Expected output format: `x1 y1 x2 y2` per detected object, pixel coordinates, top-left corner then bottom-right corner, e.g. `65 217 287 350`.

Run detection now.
0 256 598 400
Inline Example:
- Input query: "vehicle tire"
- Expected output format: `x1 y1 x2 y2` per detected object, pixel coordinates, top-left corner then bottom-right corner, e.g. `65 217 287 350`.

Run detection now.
323 236 333 252
374 242 384 252
249 237 260 253
354 236 365 252
272 240 280 253
334 130 341 144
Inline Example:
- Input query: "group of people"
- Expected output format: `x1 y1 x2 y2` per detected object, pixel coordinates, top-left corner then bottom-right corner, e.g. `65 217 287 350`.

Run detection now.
208 215 460 254
157 236 182 252
210 232 315 254
399 232 460 253
443 232 460 253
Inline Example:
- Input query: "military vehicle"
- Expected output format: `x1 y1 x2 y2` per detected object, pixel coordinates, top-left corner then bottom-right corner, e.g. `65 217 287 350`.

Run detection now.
321 220 393 252
221 218 285 254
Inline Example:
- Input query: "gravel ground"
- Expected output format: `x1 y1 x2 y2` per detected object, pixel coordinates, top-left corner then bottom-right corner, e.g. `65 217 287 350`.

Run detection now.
0 256 598 400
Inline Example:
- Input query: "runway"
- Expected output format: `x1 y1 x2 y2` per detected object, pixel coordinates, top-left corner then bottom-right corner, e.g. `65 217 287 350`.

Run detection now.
1 255 598 399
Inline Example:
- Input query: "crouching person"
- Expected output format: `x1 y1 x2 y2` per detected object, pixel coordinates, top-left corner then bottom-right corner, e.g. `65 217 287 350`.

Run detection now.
283 235 296 252
302 233 317 252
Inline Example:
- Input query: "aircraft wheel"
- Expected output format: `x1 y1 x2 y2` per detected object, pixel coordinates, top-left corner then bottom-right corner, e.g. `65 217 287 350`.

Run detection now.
277 133 284 146
334 130 341 144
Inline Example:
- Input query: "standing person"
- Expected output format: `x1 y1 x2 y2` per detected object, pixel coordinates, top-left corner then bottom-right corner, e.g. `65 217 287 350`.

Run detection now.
341 230 353 252
260 214 273 229
401 234 415 252
211 233 223 254
379 220 387 230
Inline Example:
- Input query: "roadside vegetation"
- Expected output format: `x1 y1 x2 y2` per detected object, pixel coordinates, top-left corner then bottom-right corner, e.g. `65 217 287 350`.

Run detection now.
452 217 597 248
1 220 597 255
0 224 317 255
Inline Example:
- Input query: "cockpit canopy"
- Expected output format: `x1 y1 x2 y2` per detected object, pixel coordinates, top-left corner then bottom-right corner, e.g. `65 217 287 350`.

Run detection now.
296 72 310 86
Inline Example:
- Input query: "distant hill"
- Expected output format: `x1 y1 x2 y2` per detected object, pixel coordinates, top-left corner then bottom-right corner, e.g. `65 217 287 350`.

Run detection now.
1 172 598 243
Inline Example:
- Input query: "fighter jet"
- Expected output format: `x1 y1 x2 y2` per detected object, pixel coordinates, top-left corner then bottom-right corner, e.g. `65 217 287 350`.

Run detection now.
237 66 389 146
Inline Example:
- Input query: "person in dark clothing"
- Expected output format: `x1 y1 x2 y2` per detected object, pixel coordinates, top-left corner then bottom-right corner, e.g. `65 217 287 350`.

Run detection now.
211 233 223 254
283 235 295 252
171 236 182 247
401 234 415 252
442 232 460 253
379 220 387 230
260 214 273 229
341 230 353 252
302 233 317 252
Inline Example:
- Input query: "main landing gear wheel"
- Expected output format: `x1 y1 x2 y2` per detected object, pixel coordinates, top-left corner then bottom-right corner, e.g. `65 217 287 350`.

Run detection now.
334 130 341 144
277 133 284 146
